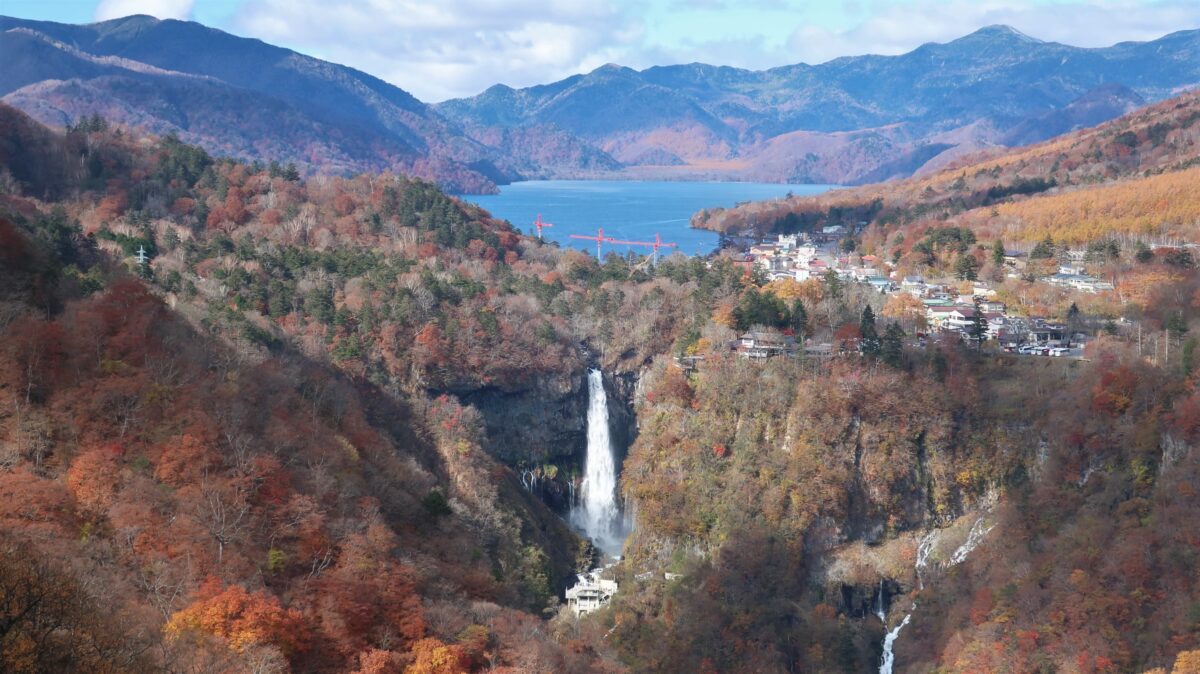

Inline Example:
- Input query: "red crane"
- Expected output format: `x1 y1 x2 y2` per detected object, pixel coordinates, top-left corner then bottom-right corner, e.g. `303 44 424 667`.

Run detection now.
532 214 554 240
570 228 680 261
607 233 679 263
569 227 617 258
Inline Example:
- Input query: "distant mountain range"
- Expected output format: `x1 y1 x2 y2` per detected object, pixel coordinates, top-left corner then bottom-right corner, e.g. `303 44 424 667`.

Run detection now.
0 15 517 193
440 25 1198 185
2 17 1197 192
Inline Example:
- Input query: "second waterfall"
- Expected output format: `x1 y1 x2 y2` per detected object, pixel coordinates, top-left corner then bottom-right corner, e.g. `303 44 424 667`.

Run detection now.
570 369 630 558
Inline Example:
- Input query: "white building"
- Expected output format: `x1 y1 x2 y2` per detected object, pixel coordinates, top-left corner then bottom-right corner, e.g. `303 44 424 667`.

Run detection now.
776 233 800 251
865 277 895 293
566 572 618 617
901 276 926 294
1046 272 1114 293
751 237 819 274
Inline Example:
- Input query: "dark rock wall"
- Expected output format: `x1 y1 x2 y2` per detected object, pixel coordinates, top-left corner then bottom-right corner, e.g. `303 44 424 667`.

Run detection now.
459 372 588 466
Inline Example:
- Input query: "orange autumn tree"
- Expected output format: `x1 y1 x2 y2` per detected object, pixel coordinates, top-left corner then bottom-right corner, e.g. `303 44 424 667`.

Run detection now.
1092 362 1139 417
882 292 927 328
351 649 404 674
154 430 221 487
404 638 469 674
765 277 806 300
1175 650 1200 674
413 322 448 370
65 446 122 514
164 577 307 654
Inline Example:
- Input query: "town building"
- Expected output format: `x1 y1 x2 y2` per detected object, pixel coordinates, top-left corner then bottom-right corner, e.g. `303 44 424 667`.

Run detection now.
737 331 798 359
1046 271 1115 293
566 572 618 617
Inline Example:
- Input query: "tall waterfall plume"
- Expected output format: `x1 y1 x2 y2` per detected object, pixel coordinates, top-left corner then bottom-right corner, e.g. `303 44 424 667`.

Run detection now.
570 369 629 557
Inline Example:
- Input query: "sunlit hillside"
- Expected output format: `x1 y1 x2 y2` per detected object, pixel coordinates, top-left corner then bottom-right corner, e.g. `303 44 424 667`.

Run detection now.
696 89 1200 246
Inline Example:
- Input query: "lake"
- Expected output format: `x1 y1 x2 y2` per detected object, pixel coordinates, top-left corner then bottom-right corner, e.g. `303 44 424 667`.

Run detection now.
461 180 834 257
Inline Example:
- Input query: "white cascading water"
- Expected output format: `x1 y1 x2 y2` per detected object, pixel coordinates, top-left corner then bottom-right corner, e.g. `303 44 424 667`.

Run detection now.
879 521 987 674
949 518 994 566
879 613 912 674
879 530 934 674
570 369 628 557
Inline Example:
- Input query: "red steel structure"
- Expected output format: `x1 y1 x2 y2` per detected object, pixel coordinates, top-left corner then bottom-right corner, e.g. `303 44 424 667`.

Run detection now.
569 228 678 262
569 227 616 258
532 214 554 240
609 233 678 262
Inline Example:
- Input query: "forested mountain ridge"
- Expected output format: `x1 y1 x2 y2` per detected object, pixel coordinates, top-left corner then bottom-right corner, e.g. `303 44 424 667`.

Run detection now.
0 99 772 671
0 14 516 194
695 86 1200 247
593 89 1200 674
438 25 1200 184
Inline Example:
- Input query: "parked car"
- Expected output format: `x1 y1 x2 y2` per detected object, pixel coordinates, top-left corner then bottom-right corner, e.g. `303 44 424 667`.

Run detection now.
1049 347 1069 357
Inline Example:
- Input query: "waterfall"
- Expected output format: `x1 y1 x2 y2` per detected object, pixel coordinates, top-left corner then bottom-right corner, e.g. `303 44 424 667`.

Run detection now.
916 530 937 589
875 579 886 621
879 613 911 674
570 369 628 557
878 527 940 666
949 518 993 566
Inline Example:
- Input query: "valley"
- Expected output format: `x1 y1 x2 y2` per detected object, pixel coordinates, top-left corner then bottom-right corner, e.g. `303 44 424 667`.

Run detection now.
2 7 1200 674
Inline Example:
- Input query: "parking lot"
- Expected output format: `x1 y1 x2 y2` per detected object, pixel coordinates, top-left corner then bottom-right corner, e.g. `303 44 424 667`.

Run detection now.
1004 344 1084 358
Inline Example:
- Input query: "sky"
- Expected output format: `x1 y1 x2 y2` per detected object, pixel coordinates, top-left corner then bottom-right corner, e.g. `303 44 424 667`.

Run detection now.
4 0 1198 102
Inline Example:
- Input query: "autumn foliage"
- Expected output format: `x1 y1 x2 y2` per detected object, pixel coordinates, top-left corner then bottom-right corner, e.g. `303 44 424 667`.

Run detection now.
0 200 609 672
6 92 1200 674
165 577 307 653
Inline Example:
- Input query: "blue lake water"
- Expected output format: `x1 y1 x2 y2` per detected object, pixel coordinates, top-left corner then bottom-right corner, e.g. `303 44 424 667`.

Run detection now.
461 180 834 257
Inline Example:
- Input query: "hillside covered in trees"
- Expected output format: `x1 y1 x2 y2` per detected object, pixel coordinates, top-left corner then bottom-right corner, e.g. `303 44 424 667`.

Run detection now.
0 14 518 194
0 101 753 672
4 87 1200 674
0 105 628 673
695 88 1200 248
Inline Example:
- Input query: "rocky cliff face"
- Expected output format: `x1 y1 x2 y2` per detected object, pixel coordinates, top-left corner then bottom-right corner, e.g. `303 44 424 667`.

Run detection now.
458 366 642 519
605 370 640 467
459 371 589 467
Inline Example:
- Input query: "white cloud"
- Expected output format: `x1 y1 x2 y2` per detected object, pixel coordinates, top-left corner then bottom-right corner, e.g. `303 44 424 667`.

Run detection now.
786 0 1200 64
232 0 639 102
94 0 194 21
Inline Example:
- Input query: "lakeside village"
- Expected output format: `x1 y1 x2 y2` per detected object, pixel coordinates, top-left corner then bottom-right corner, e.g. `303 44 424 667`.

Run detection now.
724 229 1121 360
